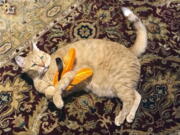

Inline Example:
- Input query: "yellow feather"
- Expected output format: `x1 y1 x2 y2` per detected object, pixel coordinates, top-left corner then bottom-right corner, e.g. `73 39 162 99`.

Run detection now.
66 68 93 91
53 71 59 86
62 48 75 76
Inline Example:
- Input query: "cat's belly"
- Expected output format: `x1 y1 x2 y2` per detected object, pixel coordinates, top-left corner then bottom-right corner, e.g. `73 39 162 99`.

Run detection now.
85 82 115 97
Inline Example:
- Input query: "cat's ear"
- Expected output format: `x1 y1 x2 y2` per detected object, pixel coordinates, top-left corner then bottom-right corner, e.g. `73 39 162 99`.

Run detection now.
15 56 25 67
30 41 40 52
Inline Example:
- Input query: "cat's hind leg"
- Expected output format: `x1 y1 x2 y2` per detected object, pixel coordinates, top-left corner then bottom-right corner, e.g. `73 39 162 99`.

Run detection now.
126 90 141 123
114 86 135 126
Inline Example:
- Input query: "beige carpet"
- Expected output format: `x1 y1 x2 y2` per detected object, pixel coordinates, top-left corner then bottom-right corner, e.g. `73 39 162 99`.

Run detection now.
0 0 83 67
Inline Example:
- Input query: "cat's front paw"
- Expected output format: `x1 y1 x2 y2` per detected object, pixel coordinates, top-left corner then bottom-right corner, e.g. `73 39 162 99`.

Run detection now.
44 86 56 99
53 94 64 109
55 100 64 109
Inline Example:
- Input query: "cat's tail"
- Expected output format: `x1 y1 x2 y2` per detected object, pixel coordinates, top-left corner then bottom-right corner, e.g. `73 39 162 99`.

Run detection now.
121 7 147 57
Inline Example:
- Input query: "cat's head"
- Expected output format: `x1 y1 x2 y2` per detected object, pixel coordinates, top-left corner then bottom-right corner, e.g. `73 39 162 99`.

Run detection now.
15 42 51 78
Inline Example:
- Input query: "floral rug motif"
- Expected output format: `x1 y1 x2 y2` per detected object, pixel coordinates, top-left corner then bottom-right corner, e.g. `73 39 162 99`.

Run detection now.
0 0 83 67
0 0 180 135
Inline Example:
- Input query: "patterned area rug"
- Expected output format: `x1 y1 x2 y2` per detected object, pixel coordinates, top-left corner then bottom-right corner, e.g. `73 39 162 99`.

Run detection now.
0 0 83 67
0 0 180 135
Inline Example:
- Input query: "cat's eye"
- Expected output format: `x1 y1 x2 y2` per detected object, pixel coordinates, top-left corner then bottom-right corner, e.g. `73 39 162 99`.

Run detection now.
40 56 44 59
31 63 37 67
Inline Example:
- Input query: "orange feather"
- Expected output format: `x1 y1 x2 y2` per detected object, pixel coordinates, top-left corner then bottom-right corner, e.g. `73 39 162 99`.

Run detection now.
62 48 75 76
66 68 93 91
52 48 93 91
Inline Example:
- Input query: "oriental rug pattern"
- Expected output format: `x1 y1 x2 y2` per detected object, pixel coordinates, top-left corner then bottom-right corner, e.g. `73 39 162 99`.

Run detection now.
0 0 179 135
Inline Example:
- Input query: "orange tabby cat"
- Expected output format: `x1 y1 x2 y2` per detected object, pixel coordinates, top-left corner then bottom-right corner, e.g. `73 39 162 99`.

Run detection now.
15 7 147 126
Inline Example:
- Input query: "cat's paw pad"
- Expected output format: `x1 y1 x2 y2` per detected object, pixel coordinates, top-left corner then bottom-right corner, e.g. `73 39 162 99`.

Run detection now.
126 113 135 123
115 112 126 126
